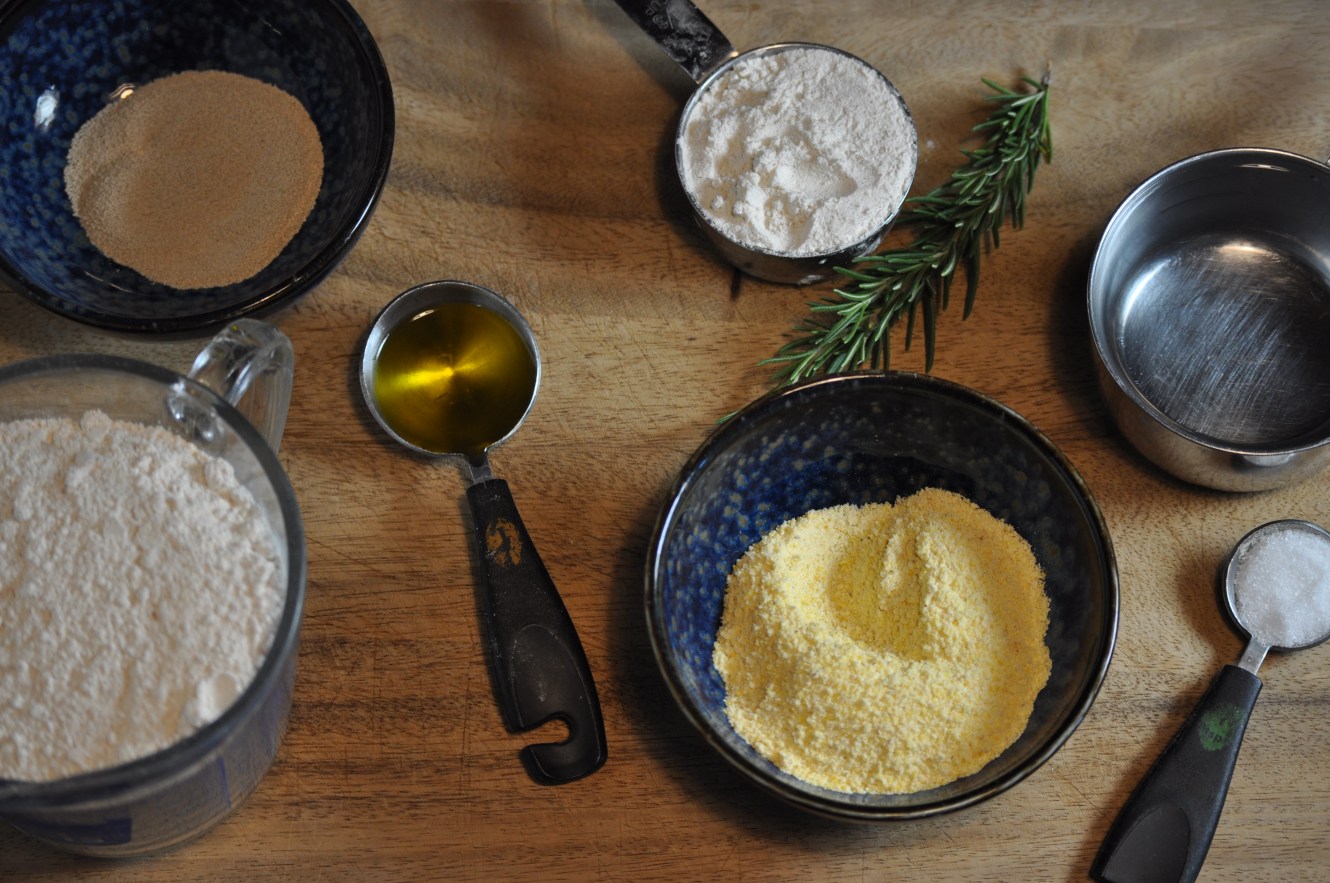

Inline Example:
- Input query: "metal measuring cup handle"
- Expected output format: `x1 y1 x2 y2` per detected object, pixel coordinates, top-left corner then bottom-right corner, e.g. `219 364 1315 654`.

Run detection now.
611 0 738 83
467 477 609 784
1091 665 1262 883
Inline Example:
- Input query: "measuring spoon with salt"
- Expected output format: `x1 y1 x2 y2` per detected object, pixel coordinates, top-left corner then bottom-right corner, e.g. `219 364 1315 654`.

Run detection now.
611 0 917 285
1093 519 1330 883
360 280 607 784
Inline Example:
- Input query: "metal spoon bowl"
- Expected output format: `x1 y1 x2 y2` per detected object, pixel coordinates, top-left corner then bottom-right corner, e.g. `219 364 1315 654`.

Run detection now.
1225 519 1330 659
359 280 607 784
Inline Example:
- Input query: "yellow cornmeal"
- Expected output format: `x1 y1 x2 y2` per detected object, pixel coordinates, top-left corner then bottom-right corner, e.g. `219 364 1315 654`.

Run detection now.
713 488 1051 794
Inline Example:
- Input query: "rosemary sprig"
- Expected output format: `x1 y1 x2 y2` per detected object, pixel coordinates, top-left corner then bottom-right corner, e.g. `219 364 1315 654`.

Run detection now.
767 70 1053 385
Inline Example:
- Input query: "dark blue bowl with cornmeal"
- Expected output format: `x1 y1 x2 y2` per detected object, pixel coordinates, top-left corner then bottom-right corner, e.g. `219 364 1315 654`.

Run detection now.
645 372 1119 820
0 0 393 336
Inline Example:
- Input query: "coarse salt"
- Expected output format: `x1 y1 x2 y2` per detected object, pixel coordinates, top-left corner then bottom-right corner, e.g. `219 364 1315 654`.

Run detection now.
1231 523 1330 648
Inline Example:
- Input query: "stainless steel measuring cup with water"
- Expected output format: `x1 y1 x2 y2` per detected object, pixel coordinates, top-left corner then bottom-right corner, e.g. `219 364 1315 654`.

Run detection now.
0 319 305 857
612 0 917 284
1093 520 1330 883
1089 148 1330 491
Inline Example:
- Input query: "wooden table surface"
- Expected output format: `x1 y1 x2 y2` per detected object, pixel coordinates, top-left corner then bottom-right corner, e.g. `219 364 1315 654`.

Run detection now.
4 1 1330 879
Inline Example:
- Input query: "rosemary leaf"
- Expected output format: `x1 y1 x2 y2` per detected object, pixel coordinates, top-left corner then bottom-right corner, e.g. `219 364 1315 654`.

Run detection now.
767 70 1053 387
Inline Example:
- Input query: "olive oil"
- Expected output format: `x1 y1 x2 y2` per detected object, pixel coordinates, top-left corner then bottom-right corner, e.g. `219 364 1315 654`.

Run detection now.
371 302 537 457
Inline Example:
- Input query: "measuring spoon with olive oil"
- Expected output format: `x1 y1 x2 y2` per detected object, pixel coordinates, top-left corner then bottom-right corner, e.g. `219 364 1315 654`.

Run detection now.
360 280 607 784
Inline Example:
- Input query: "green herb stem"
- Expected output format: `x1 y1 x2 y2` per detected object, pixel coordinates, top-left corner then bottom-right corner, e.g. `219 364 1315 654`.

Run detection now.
767 70 1053 386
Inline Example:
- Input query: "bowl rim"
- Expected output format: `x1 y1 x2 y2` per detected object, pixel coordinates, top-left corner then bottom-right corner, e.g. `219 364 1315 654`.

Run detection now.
0 0 396 337
643 371 1120 820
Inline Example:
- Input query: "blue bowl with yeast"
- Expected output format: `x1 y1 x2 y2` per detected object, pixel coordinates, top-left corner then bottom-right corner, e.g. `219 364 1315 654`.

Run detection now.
645 373 1119 820
0 0 393 336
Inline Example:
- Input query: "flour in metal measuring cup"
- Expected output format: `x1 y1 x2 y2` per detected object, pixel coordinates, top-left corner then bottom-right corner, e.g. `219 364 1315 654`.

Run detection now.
679 46 915 258
0 411 284 782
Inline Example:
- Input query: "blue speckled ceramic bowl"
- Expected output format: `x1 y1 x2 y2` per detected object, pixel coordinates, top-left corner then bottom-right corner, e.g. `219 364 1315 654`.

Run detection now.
646 372 1119 820
0 0 393 336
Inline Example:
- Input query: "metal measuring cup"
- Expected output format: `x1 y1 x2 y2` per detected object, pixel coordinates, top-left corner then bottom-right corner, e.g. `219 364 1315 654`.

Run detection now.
1093 520 1330 882
359 281 607 785
1088 148 1330 492
612 0 918 285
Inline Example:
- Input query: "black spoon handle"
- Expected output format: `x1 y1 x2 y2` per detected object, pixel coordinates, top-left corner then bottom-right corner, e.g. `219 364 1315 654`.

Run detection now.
466 477 607 784
1092 664 1262 883
611 0 737 84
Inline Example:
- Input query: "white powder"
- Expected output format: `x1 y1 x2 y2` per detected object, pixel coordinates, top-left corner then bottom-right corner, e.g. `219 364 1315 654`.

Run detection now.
0 411 284 782
678 46 917 257
1231 523 1330 649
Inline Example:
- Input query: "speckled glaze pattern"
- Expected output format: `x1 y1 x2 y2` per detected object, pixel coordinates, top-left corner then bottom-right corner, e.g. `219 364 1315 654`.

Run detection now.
646 372 1119 820
0 0 393 335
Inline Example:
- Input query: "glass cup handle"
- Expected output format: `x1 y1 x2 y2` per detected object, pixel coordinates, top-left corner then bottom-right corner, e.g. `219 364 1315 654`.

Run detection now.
188 319 295 453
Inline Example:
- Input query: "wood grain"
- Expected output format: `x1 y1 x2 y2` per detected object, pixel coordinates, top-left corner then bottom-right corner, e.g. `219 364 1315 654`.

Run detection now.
4 1 1330 879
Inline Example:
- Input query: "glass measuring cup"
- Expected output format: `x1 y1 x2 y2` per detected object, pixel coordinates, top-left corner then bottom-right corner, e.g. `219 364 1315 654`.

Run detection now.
1093 520 1330 883
359 280 607 784
0 319 305 857
612 0 918 284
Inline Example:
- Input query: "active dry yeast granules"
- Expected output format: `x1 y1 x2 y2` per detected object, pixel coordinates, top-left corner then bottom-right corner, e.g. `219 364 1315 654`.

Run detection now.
0 411 284 782
64 70 324 289
713 488 1050 794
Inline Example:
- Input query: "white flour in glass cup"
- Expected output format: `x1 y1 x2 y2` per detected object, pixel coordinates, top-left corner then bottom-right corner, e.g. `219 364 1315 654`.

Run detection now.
0 410 284 782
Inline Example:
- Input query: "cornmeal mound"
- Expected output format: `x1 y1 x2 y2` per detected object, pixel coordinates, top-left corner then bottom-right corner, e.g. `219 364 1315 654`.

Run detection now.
713 488 1051 794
